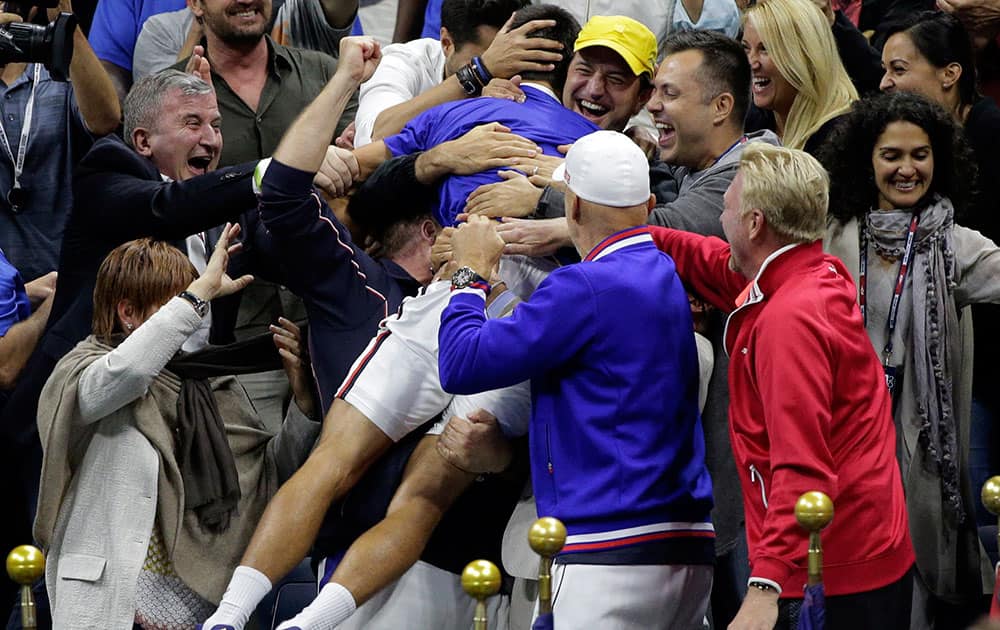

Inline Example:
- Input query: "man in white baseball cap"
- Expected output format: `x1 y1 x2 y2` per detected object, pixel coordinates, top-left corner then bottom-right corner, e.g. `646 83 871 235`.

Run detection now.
439 128 716 628
552 129 653 221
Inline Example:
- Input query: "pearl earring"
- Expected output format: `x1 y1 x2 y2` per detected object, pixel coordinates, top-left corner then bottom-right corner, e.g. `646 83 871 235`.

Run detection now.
125 322 134 331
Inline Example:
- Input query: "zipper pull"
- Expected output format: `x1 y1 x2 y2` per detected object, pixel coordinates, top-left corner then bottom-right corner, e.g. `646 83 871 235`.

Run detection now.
548 461 553 474
749 465 768 509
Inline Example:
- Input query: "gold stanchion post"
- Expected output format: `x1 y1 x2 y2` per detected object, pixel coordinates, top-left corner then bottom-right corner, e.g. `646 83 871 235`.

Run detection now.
794 491 834 585
7 545 45 630
981 476 1000 555
462 559 502 630
528 516 566 616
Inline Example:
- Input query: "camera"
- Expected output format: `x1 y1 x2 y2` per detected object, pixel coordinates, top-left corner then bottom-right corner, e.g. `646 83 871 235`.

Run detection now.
0 2 76 81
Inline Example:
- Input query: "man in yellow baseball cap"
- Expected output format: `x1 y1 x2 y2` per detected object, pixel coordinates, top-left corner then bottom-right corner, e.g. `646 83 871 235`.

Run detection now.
562 15 657 134
574 14 658 77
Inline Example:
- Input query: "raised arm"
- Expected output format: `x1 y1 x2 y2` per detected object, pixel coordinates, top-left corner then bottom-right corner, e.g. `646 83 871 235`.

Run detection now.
52 0 121 134
273 36 381 172
77 224 252 422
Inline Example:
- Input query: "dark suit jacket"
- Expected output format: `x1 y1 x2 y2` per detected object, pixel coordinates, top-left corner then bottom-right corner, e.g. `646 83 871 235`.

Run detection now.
45 135 258 357
0 136 258 539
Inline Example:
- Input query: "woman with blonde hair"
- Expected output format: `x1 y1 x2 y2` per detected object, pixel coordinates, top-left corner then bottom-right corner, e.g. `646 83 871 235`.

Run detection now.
742 0 858 153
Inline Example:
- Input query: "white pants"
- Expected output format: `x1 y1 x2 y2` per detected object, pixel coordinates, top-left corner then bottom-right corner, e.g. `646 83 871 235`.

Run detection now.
534 563 713 630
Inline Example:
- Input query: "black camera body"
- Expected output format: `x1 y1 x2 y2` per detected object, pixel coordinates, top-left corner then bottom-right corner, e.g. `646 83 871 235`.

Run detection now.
0 5 76 82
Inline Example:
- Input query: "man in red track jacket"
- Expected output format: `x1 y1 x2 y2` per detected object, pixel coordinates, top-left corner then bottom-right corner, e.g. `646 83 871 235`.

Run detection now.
651 143 914 630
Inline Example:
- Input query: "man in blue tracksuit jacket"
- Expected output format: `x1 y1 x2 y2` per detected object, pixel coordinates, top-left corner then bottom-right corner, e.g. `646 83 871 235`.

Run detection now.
439 130 715 629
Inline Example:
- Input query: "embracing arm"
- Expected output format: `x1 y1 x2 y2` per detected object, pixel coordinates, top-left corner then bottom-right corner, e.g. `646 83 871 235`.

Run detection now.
75 158 257 243
648 226 746 311
646 169 731 239
438 266 594 394
369 15 562 142
361 41 468 144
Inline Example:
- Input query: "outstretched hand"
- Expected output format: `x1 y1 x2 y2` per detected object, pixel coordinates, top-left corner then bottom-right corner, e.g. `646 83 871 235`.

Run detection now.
186 223 254 301
184 45 213 89
938 0 1000 40
271 317 318 420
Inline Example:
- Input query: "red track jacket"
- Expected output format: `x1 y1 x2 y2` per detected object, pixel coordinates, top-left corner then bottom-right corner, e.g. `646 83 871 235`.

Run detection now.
652 227 914 598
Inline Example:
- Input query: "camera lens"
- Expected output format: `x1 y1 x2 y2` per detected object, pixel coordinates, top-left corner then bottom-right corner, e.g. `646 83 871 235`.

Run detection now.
0 12 76 81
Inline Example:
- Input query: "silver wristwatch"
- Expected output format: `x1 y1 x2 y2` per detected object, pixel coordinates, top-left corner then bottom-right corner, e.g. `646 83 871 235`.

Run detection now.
178 290 209 317
451 266 487 290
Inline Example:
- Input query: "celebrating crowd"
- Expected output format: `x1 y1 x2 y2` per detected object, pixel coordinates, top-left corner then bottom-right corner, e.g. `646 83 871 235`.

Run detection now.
3 0 1000 629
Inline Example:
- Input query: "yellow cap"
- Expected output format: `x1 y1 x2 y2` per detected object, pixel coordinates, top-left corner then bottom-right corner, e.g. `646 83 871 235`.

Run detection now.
574 15 657 77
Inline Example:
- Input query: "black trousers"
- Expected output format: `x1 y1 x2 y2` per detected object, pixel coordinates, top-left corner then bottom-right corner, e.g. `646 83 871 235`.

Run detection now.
776 567 914 630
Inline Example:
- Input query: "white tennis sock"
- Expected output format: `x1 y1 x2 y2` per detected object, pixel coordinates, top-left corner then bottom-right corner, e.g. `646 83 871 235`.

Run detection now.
200 565 272 630
275 582 357 630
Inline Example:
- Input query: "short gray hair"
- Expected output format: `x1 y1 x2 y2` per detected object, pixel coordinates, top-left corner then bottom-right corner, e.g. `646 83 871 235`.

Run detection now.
123 70 214 147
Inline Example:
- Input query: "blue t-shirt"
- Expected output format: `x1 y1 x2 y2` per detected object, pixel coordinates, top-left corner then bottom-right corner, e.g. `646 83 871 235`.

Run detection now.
421 0 443 39
0 248 30 337
384 85 599 226
92 0 363 72
89 0 187 71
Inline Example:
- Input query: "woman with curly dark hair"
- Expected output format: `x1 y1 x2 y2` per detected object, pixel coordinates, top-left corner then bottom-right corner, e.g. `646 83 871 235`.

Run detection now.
880 10 1000 564
821 90 1000 628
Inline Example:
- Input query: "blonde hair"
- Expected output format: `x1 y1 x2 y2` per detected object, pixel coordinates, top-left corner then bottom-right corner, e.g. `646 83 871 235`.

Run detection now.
744 0 858 150
739 143 828 242
92 239 197 343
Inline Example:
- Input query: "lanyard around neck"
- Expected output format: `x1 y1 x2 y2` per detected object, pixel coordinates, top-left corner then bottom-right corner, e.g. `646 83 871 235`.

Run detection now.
0 64 41 192
711 135 748 169
859 211 920 365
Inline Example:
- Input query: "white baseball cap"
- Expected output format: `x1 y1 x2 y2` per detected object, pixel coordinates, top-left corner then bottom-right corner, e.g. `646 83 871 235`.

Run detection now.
551 130 650 208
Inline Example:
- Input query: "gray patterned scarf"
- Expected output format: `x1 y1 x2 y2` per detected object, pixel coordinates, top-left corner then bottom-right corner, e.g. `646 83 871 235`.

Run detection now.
866 194 963 525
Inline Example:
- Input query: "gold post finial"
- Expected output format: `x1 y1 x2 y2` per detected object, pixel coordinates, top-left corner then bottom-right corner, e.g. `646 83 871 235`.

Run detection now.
982 476 1000 577
7 545 45 630
795 492 833 587
462 559 501 630
981 476 1000 516
529 517 567 616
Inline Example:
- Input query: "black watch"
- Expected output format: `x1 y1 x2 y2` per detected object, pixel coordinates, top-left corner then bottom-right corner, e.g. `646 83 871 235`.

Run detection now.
178 290 209 317
451 266 488 290
456 63 482 96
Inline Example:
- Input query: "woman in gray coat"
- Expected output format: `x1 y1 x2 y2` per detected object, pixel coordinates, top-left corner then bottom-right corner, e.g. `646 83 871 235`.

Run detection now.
34 226 319 630
820 91 1000 629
